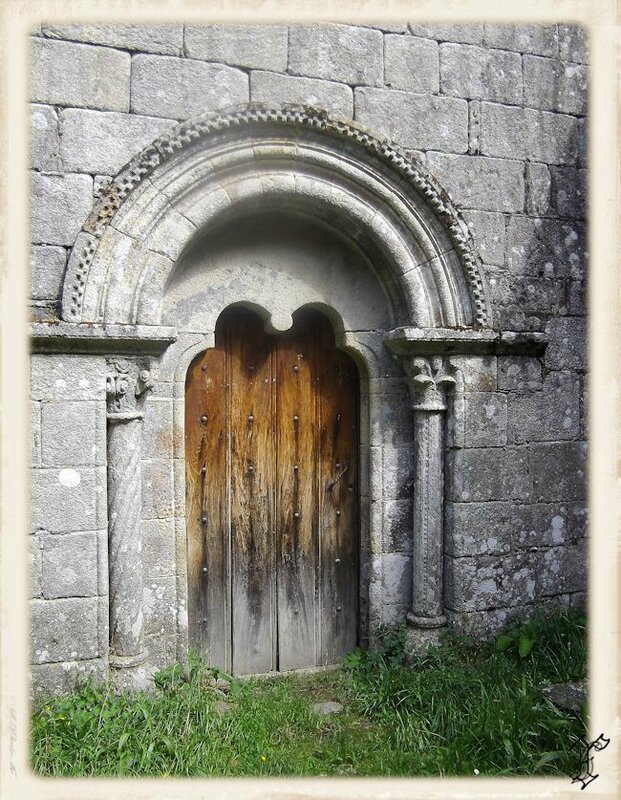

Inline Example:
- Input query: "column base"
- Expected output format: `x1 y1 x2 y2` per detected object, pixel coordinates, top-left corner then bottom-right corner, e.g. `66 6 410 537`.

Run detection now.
406 611 447 628
109 650 155 693
405 625 446 657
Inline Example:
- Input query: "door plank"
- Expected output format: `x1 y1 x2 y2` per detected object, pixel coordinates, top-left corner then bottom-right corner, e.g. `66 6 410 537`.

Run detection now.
228 310 276 675
318 347 359 664
275 311 319 670
185 343 229 670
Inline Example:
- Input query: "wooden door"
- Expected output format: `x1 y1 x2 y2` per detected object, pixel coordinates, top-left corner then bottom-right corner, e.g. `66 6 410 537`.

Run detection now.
185 307 358 674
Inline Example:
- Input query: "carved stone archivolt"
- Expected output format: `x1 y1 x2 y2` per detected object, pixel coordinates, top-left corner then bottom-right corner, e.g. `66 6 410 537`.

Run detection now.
105 358 154 684
60 106 493 331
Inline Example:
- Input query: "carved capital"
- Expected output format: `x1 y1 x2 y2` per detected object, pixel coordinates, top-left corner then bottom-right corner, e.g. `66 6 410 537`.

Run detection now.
106 358 154 417
401 356 456 412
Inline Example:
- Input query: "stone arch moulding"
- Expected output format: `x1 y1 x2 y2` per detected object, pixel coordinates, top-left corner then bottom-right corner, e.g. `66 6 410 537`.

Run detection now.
60 105 493 331
32 106 549 686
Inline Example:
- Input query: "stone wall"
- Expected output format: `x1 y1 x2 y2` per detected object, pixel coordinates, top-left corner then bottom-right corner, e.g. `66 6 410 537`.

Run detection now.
29 22 587 692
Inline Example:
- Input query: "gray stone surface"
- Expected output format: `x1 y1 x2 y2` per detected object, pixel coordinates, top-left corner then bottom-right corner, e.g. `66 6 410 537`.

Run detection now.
545 317 587 370
510 502 586 549
30 245 66 301
142 519 175 577
461 211 506 267
568 280 586 316
31 354 106 401
30 658 106 697
483 25 559 57
426 152 524 212
409 25 484 45
42 24 183 55
30 172 93 246
381 553 411 606
449 356 497 392
382 499 412 551
523 56 587 115
449 447 530 502
507 370 580 444
480 103 584 165
41 531 98 598
250 71 353 119
529 441 586 502
445 606 517 641
143 576 177 637
141 398 175 460
141 459 174 519
312 701 344 715
464 392 508 446
31 38 131 111
525 162 551 215
29 533 43 597
30 401 41 468
384 35 439 93
288 25 383 86
440 43 522 104
446 551 537 611
558 25 588 64
31 597 101 662
31 467 106 533
505 217 585 280
30 104 61 171
549 166 587 219
185 25 288 71
59 109 176 175
355 88 468 152
41 401 106 467
498 356 543 391
537 542 586 595
130 54 248 119
512 276 566 316
543 679 586 712
446 501 513 556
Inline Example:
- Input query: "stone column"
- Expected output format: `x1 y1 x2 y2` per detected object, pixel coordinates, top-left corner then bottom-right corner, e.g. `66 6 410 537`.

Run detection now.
106 358 153 689
402 356 456 631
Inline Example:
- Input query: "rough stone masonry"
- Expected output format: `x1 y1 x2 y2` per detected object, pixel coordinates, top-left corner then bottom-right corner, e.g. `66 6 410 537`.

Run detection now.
29 22 587 694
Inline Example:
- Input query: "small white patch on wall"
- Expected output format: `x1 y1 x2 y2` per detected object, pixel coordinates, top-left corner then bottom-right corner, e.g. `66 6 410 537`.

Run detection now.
58 468 81 488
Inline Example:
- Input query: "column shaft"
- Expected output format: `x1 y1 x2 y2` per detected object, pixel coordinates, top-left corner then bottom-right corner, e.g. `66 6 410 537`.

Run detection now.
408 409 446 627
107 415 145 662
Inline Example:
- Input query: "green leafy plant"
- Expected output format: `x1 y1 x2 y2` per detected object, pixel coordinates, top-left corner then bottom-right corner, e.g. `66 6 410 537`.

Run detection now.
496 620 537 658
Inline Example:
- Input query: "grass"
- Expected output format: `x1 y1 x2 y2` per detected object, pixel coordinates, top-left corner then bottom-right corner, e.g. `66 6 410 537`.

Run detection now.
31 608 587 777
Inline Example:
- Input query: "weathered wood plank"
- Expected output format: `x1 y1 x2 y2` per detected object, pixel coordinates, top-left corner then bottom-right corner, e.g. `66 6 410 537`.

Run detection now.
275 310 319 670
185 342 229 669
318 348 359 663
229 309 276 675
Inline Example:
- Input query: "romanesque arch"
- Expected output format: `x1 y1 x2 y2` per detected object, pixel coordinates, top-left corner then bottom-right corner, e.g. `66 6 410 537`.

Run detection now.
61 106 492 330
50 107 507 687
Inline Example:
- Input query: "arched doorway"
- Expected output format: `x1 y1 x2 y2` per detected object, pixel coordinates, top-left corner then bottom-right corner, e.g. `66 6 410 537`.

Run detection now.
185 306 359 675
